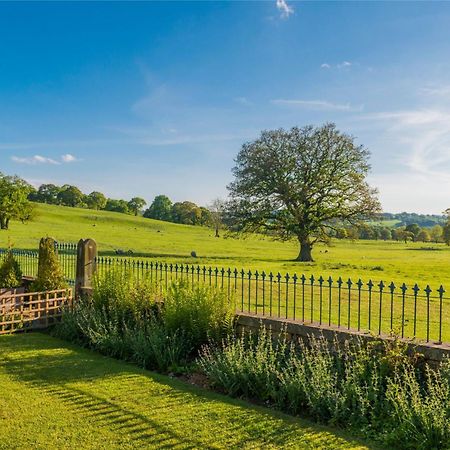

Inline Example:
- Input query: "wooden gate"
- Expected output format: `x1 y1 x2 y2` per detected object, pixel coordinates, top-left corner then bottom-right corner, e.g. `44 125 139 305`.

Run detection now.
0 289 72 335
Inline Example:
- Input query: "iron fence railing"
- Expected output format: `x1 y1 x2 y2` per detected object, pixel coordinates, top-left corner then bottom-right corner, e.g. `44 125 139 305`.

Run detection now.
2 243 448 344
0 242 77 286
94 256 448 344
55 242 77 286
0 248 39 278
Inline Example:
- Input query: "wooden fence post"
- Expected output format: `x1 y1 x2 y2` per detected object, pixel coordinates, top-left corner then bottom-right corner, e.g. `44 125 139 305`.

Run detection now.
75 239 97 298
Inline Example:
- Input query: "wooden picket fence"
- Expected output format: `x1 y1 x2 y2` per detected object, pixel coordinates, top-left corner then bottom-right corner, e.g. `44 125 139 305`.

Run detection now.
0 289 72 335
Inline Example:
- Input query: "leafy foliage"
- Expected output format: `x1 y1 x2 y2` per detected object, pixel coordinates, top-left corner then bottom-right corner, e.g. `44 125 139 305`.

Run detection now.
91 269 160 323
0 173 34 230
227 124 381 261
144 194 173 221
127 197 147 216
444 222 450 246
55 274 233 372
56 185 84 207
163 281 234 352
31 237 66 291
0 250 22 288
85 191 107 210
199 329 450 449
104 198 130 214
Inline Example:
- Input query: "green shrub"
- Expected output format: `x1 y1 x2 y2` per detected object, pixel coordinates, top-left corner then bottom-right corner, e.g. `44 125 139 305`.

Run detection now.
54 298 189 373
163 281 234 352
55 277 233 372
91 269 160 324
384 360 450 449
199 328 450 448
200 327 288 400
126 321 190 372
31 237 66 291
0 250 22 288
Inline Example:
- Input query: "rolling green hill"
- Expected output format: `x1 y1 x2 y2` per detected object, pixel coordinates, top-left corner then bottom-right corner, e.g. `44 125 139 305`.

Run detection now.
1 203 450 288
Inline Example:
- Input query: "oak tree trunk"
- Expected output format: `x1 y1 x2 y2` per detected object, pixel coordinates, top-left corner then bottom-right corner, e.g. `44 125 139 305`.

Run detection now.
296 239 314 262
0 216 8 230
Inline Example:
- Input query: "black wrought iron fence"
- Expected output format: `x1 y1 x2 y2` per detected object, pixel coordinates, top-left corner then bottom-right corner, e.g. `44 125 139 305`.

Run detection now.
0 242 77 286
54 242 77 286
94 256 448 344
2 242 448 344
0 248 39 278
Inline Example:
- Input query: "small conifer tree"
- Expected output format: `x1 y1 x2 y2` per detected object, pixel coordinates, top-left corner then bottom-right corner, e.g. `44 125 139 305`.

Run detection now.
31 237 66 291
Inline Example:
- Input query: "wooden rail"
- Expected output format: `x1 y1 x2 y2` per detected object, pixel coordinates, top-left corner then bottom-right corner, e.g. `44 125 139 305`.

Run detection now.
0 289 72 335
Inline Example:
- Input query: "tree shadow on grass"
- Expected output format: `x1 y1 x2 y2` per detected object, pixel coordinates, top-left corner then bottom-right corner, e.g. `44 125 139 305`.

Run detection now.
0 333 380 449
404 247 443 251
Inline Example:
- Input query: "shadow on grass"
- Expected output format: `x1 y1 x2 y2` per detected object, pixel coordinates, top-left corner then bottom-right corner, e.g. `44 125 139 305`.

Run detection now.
404 247 443 251
0 333 379 449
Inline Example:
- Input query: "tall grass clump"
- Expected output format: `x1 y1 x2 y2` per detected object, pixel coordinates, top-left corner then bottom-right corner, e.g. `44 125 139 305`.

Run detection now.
91 269 160 324
199 328 450 448
163 281 234 352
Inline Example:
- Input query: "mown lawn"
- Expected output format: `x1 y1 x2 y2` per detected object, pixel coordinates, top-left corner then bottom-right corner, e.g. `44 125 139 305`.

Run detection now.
0 333 379 450
2 202 450 289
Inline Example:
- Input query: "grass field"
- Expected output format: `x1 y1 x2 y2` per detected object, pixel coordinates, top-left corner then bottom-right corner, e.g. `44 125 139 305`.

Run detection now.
2 203 449 342
0 333 378 450
2 203 450 290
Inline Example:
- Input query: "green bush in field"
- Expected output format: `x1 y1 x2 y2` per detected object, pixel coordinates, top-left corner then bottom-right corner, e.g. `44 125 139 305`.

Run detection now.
31 237 66 292
199 329 450 449
0 250 22 288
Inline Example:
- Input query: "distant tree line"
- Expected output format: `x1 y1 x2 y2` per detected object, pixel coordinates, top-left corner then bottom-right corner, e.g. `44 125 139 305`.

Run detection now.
2 172 450 248
143 195 227 232
379 212 446 227
332 222 450 244
28 183 147 216
28 183 222 229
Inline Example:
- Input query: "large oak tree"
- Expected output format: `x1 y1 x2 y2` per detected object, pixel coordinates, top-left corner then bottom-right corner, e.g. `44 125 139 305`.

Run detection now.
227 124 381 261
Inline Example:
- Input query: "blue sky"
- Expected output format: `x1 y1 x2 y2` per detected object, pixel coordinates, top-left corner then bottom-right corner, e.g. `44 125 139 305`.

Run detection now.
1 1 450 214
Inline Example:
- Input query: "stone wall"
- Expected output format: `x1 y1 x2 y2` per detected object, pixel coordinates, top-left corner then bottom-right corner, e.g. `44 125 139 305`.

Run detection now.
236 312 450 364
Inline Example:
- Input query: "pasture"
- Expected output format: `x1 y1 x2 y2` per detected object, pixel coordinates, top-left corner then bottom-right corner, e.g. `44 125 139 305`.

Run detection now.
0 333 376 450
2 203 449 289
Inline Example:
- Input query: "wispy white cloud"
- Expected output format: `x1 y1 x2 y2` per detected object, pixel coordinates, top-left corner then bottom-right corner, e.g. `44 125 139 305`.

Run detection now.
337 61 352 69
369 172 450 215
420 86 450 97
272 98 363 112
320 61 354 70
276 0 294 18
11 155 60 165
61 153 77 163
11 154 80 165
359 109 450 180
